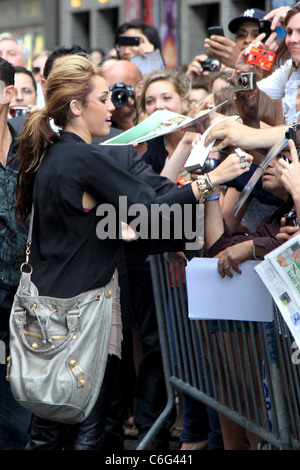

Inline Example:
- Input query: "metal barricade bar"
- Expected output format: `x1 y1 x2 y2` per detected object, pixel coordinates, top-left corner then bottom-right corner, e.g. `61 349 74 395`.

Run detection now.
136 253 298 450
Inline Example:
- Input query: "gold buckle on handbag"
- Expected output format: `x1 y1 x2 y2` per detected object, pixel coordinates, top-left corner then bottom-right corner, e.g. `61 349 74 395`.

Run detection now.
69 359 86 386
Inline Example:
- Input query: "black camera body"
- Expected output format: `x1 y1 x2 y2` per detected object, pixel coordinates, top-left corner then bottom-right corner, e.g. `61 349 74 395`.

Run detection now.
284 210 299 227
285 123 300 143
201 59 220 72
259 20 272 40
234 72 256 91
10 106 30 118
109 82 135 108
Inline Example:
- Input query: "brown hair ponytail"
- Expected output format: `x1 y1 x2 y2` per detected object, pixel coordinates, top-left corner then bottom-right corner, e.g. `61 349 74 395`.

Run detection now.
15 54 100 223
15 109 58 223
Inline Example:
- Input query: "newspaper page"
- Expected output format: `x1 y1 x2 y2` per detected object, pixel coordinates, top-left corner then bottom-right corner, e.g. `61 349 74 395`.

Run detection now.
255 234 300 348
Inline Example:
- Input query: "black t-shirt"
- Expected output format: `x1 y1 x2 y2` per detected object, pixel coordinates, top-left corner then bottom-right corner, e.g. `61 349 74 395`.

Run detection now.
142 135 168 175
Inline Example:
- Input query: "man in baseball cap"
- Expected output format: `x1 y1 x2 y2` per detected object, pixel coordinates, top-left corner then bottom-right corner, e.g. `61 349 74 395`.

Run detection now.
204 8 267 69
228 8 267 33
228 8 267 52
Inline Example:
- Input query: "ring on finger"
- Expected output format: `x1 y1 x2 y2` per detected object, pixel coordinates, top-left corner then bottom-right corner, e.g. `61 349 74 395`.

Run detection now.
241 162 247 169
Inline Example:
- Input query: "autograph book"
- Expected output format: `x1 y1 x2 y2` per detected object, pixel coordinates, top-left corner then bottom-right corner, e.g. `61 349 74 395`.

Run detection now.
100 103 226 146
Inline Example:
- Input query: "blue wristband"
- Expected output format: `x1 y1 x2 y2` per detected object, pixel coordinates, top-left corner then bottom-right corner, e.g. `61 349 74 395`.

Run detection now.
205 193 220 201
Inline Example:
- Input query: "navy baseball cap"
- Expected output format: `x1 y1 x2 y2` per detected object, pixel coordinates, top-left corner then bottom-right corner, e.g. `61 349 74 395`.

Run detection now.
228 8 267 33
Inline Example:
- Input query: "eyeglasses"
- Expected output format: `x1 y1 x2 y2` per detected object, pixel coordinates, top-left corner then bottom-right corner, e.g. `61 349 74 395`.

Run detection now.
236 30 259 40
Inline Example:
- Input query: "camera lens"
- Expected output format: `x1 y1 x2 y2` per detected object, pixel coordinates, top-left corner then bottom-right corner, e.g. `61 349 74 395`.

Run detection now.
112 90 129 108
237 76 249 88
210 60 220 71
109 82 135 108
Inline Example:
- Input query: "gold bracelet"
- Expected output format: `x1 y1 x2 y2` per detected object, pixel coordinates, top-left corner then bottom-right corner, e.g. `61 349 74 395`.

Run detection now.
196 175 212 202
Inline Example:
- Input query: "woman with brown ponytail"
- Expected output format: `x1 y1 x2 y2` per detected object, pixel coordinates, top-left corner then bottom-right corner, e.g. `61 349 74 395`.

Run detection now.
15 54 252 450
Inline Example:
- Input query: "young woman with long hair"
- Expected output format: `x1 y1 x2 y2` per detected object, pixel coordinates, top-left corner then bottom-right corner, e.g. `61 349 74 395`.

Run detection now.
15 54 252 450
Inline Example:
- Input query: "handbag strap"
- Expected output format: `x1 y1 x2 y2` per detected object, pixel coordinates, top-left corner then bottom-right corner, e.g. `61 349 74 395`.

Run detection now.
23 149 48 270
27 204 34 245
25 149 48 257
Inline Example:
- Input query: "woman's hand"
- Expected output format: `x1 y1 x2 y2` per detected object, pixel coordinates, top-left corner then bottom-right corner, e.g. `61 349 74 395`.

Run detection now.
263 6 290 31
185 54 210 81
137 33 155 57
132 142 148 157
209 150 253 186
234 31 278 74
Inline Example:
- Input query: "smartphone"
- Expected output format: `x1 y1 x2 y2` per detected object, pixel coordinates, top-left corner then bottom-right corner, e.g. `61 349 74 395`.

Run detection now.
117 35 140 47
259 20 272 40
208 26 225 37
246 46 276 71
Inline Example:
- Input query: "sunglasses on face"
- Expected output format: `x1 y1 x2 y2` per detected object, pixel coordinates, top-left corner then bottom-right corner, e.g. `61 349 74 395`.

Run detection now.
236 30 259 40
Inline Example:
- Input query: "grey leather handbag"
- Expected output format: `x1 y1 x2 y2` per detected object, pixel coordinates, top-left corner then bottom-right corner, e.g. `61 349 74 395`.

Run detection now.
7 207 114 424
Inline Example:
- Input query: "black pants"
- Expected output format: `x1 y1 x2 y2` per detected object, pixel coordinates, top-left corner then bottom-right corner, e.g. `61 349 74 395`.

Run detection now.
26 354 120 450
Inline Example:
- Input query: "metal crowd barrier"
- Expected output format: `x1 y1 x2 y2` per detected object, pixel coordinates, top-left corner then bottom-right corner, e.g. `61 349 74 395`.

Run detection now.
136 253 300 450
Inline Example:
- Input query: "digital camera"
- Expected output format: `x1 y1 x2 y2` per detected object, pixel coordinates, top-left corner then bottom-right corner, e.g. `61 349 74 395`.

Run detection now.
109 82 135 108
284 211 298 227
201 59 221 72
234 72 256 91
10 106 30 117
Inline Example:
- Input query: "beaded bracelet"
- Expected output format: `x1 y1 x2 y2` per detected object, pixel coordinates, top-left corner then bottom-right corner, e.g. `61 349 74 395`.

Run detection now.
205 193 220 201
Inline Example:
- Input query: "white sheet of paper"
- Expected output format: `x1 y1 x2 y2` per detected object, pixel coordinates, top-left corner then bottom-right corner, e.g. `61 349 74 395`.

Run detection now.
184 115 239 172
185 258 274 322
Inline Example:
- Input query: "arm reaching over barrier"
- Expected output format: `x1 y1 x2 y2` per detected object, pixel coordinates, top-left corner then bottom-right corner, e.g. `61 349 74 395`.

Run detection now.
205 119 288 152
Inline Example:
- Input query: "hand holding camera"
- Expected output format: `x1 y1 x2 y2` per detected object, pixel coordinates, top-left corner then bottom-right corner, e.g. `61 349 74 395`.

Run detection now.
204 27 242 70
185 54 221 81
116 34 154 59
234 73 256 91
10 106 30 118
109 82 135 108
232 76 261 128
246 46 276 71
